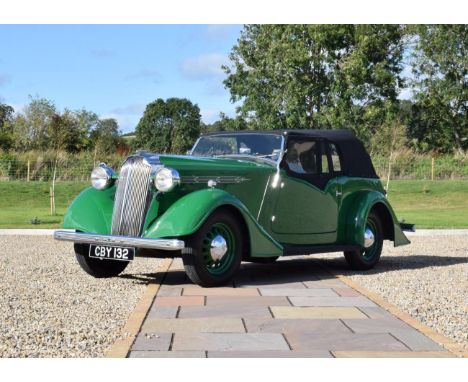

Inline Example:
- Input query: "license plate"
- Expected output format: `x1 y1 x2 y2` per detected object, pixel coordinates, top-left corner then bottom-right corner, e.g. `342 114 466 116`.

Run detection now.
89 245 135 261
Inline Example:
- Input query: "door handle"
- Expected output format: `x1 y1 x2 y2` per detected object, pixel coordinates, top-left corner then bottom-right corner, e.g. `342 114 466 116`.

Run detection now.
336 190 342 197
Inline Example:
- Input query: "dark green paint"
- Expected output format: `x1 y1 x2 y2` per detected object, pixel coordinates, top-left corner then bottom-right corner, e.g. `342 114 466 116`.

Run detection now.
62 153 409 258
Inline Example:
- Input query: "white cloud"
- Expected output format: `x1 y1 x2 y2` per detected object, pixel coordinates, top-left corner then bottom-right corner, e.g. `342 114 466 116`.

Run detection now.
180 53 227 81
200 109 221 124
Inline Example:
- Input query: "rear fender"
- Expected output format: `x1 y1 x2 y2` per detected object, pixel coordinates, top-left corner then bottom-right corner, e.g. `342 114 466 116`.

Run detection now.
144 188 283 257
340 190 410 247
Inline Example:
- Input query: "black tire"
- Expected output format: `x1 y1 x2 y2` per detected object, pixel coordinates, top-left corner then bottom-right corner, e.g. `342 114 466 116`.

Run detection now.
74 243 129 278
344 211 383 270
182 210 243 287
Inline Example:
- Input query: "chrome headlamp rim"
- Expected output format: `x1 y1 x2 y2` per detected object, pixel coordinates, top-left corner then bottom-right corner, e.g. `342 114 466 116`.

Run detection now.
91 163 115 190
154 166 180 192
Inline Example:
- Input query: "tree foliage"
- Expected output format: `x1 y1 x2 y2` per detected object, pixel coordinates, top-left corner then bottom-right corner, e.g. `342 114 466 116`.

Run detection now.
224 24 405 141
409 25 467 153
0 103 15 150
135 98 201 154
202 112 248 133
90 118 122 156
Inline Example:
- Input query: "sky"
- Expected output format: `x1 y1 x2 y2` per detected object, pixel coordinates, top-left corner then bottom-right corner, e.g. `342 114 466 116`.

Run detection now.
0 25 243 133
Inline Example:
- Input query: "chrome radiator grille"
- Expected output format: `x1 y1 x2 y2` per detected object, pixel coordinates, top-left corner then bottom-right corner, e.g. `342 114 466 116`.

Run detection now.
111 156 153 237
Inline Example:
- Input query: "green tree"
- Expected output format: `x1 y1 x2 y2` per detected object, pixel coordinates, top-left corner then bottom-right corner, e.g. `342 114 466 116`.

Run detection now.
202 112 248 133
135 98 201 154
0 103 15 151
224 24 405 141
20 96 57 150
90 118 122 156
409 25 467 153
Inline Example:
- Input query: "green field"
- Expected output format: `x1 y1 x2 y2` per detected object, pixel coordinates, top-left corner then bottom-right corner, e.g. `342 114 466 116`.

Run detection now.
0 180 466 229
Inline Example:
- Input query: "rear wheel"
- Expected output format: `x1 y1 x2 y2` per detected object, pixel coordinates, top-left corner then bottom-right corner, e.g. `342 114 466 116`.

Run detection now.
74 243 129 278
344 211 383 270
182 210 243 287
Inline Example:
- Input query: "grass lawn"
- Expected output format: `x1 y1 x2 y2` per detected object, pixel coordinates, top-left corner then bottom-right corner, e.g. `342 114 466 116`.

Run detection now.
0 180 466 229
0 181 88 229
386 180 468 228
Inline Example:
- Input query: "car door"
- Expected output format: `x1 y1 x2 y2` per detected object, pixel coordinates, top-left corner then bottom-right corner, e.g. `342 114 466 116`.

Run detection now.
271 136 340 236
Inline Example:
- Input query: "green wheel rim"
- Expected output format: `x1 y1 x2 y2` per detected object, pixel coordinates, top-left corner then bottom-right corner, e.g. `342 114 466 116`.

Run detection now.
201 222 236 275
362 219 378 261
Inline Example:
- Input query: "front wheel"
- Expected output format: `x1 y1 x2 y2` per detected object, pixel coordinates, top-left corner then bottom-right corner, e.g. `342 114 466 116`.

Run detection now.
344 211 383 270
74 243 129 278
182 210 243 287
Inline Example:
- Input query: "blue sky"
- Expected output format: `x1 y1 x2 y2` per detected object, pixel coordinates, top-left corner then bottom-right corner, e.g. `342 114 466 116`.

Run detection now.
0 25 243 133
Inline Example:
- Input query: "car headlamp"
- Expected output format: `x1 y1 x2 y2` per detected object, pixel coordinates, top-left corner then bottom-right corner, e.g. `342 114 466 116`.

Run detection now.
91 164 115 190
154 167 180 192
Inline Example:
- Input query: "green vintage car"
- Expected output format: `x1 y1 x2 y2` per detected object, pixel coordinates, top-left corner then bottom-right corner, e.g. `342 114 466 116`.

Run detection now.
54 130 414 287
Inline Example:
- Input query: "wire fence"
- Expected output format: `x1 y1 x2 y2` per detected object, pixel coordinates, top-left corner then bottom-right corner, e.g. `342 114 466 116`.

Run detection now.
0 155 467 182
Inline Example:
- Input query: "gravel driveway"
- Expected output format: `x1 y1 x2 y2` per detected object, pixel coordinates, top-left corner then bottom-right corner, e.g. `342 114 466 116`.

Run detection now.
1 234 466 357
0 236 163 357
313 235 468 351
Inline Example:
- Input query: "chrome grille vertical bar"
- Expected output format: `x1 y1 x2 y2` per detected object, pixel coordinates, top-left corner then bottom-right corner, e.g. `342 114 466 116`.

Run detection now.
111 156 153 237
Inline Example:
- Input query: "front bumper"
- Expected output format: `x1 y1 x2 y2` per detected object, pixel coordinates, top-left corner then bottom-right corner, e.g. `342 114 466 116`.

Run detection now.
54 230 185 251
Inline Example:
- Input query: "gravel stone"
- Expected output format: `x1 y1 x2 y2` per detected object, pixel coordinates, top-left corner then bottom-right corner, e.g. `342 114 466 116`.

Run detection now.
0 236 164 357
311 236 468 350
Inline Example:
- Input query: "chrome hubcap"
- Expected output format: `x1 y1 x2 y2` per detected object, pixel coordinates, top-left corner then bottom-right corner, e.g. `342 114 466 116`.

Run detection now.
364 228 375 248
210 234 228 262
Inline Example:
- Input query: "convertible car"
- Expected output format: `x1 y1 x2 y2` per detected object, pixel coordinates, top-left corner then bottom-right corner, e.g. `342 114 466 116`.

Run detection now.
54 130 414 287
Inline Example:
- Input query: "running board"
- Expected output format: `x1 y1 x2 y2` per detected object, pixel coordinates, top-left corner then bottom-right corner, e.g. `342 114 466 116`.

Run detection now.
282 244 361 256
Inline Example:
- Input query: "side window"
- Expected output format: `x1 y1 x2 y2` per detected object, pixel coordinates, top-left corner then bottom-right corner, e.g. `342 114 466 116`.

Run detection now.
329 143 342 172
321 142 330 174
284 139 318 175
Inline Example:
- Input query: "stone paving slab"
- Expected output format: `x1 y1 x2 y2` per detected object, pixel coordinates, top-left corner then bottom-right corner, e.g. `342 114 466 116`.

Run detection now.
271 306 368 319
146 305 179 319
141 317 245 333
259 288 337 297
332 351 455 358
129 351 206 358
284 331 409 351
342 318 413 333
208 350 333 358
184 287 259 296
127 259 449 358
289 296 377 307
206 296 290 306
132 333 172 351
244 317 351 334
178 304 273 319
172 333 290 351
154 296 204 306
391 329 447 351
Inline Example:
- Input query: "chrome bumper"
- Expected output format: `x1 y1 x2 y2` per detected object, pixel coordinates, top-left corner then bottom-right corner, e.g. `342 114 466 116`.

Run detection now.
53 230 185 251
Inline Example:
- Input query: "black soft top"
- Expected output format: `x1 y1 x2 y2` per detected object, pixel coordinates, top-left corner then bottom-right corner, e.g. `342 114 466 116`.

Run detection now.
202 129 378 179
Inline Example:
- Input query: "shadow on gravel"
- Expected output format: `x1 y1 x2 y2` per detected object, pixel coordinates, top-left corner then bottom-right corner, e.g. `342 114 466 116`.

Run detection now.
321 255 468 276
116 255 467 287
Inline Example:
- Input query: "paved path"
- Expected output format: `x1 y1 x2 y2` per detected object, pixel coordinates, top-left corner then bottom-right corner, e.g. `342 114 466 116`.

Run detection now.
127 258 453 358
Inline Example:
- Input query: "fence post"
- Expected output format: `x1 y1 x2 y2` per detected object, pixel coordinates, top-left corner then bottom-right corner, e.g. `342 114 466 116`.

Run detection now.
27 160 30 182
431 156 435 181
50 187 53 215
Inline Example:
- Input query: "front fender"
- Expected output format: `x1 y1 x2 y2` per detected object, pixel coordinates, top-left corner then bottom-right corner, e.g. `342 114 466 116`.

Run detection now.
63 186 115 234
144 188 283 257
340 190 410 247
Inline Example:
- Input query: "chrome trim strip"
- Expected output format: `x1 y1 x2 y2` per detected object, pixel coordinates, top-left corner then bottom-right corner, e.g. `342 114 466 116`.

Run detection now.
256 174 271 220
181 176 249 184
53 230 184 251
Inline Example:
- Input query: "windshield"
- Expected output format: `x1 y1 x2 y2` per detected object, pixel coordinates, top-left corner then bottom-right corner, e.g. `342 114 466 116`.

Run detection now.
191 134 283 163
